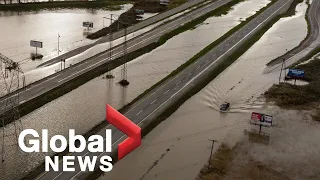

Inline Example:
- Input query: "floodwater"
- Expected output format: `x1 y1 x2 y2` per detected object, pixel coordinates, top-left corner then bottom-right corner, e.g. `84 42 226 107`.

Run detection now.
97 1 309 180
0 4 132 71
0 0 307 179
0 2 202 96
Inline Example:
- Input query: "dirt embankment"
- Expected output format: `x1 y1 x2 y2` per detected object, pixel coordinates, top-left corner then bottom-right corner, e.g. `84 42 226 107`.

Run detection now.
264 54 320 120
87 0 171 39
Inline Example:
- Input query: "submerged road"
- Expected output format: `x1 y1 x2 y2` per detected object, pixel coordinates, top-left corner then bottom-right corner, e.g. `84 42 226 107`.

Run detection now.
35 0 294 179
267 0 320 66
0 0 234 120
38 0 209 67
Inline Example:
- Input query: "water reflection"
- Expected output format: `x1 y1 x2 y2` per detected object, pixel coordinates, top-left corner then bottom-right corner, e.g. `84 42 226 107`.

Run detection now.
119 85 128 107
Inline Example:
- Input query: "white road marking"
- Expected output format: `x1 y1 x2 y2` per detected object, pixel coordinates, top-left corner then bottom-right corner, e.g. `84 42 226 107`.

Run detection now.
164 90 170 94
136 0 291 125
136 110 143 116
53 173 62 180
151 99 157 104
48 1 290 180
176 81 181 85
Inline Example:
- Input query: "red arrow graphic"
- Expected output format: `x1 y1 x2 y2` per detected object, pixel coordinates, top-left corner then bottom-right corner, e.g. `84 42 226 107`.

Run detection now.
106 104 141 160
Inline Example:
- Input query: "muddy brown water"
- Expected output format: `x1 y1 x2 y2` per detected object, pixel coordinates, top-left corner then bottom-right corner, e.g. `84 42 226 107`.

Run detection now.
97 1 309 180
0 0 308 179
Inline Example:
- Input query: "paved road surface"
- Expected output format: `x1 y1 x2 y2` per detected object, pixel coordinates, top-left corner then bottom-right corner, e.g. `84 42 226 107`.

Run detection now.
0 0 234 125
37 0 209 67
267 0 320 66
34 0 294 179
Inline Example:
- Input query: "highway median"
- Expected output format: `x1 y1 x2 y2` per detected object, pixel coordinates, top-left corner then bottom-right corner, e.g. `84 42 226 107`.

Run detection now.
4 0 247 128
20 0 272 179
85 0 303 179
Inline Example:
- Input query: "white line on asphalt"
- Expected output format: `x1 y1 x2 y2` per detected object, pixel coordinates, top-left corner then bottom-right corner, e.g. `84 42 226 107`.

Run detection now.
135 0 291 126
196 66 200 70
151 99 157 104
176 81 181 85
54 0 226 118
136 110 143 116
53 173 62 180
164 90 170 94
188 73 192 76
68 2 290 180
205 60 209 63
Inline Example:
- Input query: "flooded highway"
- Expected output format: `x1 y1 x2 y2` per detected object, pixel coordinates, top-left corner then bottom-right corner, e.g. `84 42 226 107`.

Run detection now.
0 0 275 179
0 4 132 72
97 1 310 180
0 0 311 179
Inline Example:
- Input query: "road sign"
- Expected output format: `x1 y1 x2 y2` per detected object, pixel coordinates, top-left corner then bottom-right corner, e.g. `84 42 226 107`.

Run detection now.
106 104 141 160
287 69 305 79
30 40 43 48
135 9 144 15
83 22 93 28
250 112 273 127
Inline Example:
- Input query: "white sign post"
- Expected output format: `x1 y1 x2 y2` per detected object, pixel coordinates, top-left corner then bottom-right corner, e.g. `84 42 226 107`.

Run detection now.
30 40 43 56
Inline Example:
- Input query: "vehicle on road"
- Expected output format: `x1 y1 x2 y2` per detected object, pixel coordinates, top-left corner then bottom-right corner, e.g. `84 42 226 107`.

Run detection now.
220 102 230 111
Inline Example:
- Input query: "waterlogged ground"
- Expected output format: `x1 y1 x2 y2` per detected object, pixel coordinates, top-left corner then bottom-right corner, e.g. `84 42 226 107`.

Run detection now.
0 4 132 71
0 2 203 96
0 0 276 179
97 1 311 180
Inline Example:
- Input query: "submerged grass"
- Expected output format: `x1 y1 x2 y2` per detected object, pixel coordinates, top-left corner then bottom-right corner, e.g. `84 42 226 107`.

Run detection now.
265 51 320 110
197 143 237 179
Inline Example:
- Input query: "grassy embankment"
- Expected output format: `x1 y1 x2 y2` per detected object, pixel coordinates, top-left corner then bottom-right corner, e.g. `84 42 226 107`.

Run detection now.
264 0 319 117
86 0 302 179
265 50 320 120
139 0 306 140
266 0 310 66
0 0 128 11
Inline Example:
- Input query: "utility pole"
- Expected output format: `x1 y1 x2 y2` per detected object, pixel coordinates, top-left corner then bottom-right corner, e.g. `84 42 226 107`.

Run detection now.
106 14 115 79
58 33 60 56
119 14 131 86
208 139 218 166
120 26 129 86
279 58 285 84
279 49 288 84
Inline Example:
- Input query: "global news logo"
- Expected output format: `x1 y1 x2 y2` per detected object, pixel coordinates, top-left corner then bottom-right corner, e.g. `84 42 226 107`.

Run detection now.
17 105 141 172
